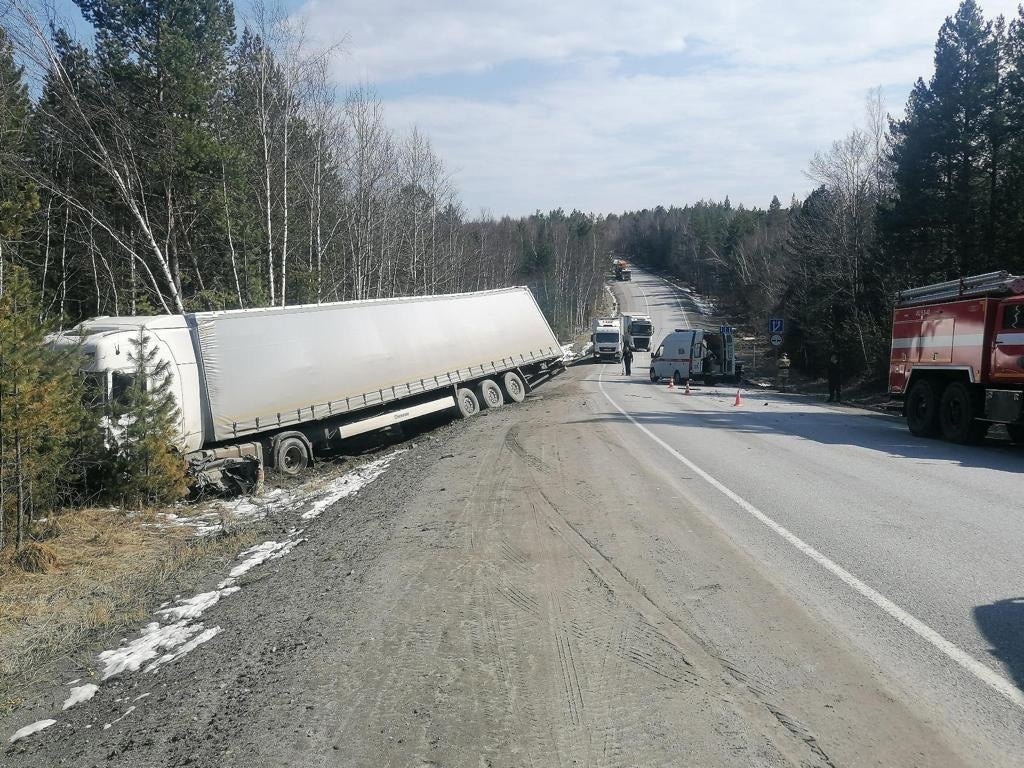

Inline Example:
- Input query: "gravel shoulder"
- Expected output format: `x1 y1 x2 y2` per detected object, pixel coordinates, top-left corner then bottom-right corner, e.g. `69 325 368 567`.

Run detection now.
3 368 974 767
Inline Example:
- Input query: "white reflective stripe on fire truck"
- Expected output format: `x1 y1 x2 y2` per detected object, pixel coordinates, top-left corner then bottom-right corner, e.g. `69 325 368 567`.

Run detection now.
890 333 985 349
995 332 1024 345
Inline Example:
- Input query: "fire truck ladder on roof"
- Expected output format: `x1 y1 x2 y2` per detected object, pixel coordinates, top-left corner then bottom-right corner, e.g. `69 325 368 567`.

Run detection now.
895 271 1024 307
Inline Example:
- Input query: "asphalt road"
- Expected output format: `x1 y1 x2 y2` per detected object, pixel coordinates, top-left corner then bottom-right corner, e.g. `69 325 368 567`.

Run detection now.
599 267 1024 764
3 270 1021 767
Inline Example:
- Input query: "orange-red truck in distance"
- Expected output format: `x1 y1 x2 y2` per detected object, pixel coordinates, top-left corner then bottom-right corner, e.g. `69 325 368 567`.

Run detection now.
889 271 1024 443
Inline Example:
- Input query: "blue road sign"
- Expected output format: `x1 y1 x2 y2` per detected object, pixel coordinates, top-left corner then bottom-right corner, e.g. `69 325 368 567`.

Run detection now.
719 325 732 334
769 317 785 334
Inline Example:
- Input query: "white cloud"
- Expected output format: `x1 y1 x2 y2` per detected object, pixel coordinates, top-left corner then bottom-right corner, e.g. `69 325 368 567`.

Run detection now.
296 0 1024 215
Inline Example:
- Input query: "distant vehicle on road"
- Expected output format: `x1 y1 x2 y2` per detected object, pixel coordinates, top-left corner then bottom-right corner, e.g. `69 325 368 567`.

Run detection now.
591 318 624 361
650 327 737 385
889 271 1024 443
613 259 631 281
53 288 565 491
621 313 654 351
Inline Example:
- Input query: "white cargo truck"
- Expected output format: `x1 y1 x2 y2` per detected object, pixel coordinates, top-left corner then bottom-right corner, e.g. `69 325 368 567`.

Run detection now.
54 288 564 491
649 327 736 385
591 318 623 361
621 313 654 352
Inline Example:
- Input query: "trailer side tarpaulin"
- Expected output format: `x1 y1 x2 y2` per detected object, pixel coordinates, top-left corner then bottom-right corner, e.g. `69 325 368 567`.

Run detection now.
193 287 561 442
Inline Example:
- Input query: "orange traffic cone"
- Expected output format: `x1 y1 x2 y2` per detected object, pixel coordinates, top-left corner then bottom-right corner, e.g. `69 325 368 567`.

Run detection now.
733 389 743 406
684 379 691 395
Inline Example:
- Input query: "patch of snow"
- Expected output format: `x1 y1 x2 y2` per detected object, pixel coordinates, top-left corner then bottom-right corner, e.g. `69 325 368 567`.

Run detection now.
300 453 399 521
101 705 135 731
155 587 239 622
145 628 222 674
62 683 99 710
99 621 210 680
9 719 56 743
133 692 150 702
93 453 397 691
219 539 297 588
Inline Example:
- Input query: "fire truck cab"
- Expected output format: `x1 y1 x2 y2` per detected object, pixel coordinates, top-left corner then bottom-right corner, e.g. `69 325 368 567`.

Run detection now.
889 271 1024 443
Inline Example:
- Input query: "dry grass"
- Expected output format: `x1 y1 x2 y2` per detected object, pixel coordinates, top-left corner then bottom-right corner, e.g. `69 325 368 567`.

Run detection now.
0 507 256 712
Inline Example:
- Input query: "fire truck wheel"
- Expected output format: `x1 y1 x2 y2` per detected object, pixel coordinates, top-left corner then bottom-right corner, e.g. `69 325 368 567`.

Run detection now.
905 379 940 438
938 382 986 444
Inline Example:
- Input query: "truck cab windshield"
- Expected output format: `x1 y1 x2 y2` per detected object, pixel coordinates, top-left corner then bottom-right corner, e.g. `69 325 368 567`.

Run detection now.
630 322 653 335
595 332 619 344
110 372 140 406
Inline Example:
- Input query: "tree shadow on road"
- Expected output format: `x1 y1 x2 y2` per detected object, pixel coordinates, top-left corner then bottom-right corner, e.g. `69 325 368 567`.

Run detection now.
568 397 1024 474
974 598 1024 694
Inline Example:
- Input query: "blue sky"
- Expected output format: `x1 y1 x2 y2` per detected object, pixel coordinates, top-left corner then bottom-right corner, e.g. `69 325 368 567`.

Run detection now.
43 0 1024 217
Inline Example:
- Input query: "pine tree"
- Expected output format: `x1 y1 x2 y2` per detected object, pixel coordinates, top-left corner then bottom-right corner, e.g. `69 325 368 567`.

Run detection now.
104 329 187 506
885 0 1001 279
0 267 84 552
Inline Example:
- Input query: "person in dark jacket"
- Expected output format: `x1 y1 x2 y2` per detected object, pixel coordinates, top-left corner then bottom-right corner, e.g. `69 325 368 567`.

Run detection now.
827 354 842 402
622 345 633 376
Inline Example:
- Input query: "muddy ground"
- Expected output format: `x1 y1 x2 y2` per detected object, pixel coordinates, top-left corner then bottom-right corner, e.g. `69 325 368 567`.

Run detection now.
2 367 974 767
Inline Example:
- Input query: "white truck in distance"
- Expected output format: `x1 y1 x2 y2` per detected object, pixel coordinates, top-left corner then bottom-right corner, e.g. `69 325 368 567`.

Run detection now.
621 313 654 352
54 288 564 492
650 327 737 384
591 318 624 361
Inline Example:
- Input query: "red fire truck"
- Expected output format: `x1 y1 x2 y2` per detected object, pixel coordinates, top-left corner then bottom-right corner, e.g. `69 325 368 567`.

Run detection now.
889 271 1024 443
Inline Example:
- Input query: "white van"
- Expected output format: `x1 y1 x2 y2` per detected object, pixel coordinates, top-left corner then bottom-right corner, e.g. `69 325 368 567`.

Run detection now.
650 328 736 384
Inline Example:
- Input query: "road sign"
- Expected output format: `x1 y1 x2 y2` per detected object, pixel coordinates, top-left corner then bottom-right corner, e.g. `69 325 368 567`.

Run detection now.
770 333 784 347
719 325 732 334
769 317 785 334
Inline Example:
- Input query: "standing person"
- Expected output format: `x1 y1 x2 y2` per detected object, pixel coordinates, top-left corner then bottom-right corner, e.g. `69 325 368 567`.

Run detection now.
827 353 842 403
622 345 633 376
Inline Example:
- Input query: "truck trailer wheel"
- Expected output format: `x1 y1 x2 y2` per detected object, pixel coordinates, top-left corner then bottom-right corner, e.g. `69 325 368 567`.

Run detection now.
476 379 504 409
274 436 310 475
501 371 527 403
905 379 940 438
939 382 987 444
456 387 480 418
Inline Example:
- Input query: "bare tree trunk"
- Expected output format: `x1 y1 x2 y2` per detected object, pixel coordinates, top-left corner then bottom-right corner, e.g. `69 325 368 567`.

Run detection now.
222 165 244 308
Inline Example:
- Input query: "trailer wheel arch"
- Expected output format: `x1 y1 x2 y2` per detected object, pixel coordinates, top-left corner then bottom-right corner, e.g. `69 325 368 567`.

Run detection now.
271 431 314 475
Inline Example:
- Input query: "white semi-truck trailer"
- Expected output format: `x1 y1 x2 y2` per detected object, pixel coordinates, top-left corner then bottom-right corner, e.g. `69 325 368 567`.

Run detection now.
54 287 564 491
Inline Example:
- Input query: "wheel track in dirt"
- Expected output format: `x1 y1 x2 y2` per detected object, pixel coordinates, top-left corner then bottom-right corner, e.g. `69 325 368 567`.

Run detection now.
502 415 837 768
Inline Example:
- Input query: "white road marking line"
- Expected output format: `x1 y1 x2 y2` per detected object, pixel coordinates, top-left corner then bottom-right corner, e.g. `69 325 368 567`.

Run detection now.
637 275 652 317
596 369 1024 711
